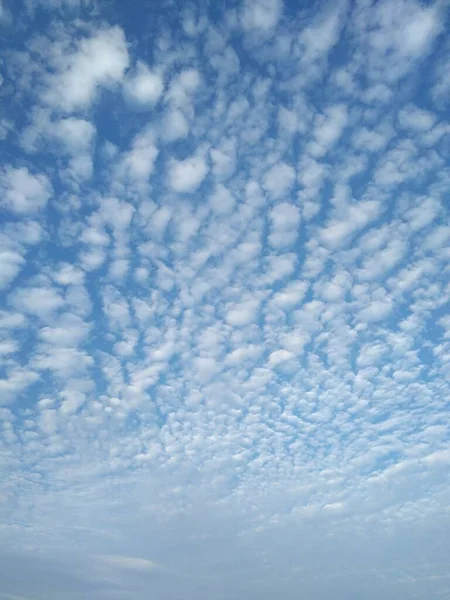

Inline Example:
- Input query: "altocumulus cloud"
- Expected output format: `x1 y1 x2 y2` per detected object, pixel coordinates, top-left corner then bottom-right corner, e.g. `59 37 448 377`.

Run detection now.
1 0 450 599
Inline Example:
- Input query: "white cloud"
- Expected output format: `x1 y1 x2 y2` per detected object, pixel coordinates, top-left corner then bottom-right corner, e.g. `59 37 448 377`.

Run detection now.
352 126 392 152
161 109 189 142
0 310 27 329
210 138 236 181
0 367 39 405
178 68 201 91
307 104 348 157
0 166 52 214
268 202 301 249
262 162 296 199
209 184 236 215
272 280 308 309
120 126 159 183
0 250 25 290
356 0 442 84
225 344 263 366
241 0 283 31
43 26 129 111
268 349 295 366
97 554 158 572
168 154 208 193
358 238 407 281
53 117 96 150
38 407 58 435
298 8 343 62
109 259 129 281
398 104 436 132
226 300 260 326
100 196 135 230
400 5 441 57
53 263 85 286
124 61 164 106
79 247 106 271
194 357 218 382
166 69 201 107
52 117 96 180
11 286 64 320
0 340 18 356
359 296 393 322
321 200 382 249
39 313 90 346
59 389 86 415
431 54 450 107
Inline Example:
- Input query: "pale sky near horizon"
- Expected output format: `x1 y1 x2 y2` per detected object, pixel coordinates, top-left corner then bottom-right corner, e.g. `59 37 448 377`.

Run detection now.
1 0 450 598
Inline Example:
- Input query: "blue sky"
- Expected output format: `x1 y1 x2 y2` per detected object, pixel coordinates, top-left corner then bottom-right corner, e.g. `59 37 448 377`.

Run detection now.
1 0 450 598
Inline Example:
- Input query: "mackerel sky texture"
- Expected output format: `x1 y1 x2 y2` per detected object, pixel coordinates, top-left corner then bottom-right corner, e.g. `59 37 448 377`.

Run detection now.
1 0 450 598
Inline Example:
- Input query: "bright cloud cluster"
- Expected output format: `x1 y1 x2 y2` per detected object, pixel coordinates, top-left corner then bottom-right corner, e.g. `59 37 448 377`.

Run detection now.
0 1 449 599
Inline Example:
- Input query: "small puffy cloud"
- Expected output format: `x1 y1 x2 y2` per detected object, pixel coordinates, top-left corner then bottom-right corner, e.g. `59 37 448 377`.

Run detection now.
225 344 263 366
44 26 129 111
53 117 96 151
120 126 159 182
210 138 236 181
39 313 90 347
0 340 18 356
167 69 201 106
0 310 27 329
34 347 93 379
404 197 441 233
100 197 135 230
226 300 260 327
358 238 406 281
268 349 295 366
298 8 342 62
194 357 218 382
53 117 96 180
431 55 450 107
262 162 296 199
0 250 25 290
262 253 297 285
59 390 86 415
161 109 189 142
352 126 391 153
124 61 164 106
357 342 389 368
209 184 236 215
109 259 129 281
269 202 301 249
0 367 39 406
316 271 351 302
79 248 106 271
400 5 442 57
398 104 436 132
178 68 201 91
53 263 85 286
168 155 209 193
272 280 308 310
0 166 52 214
307 104 348 157
321 200 382 249
38 407 58 435
241 0 283 30
359 296 393 323
11 286 64 320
